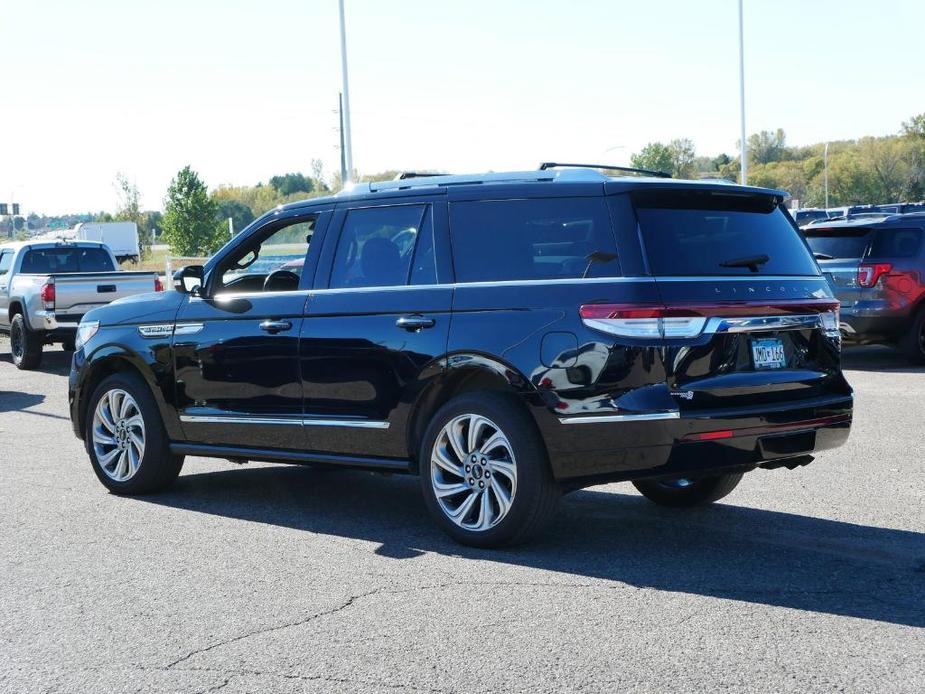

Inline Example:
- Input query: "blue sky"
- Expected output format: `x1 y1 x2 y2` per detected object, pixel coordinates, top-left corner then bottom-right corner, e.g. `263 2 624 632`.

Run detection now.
3 0 924 214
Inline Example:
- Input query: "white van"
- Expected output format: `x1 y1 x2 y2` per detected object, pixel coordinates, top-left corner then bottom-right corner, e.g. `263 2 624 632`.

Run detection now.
74 222 140 262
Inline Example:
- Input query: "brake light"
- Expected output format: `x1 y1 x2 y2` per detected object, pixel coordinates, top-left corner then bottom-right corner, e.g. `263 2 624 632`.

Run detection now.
154 276 164 292
857 263 892 288
40 281 55 309
682 430 734 442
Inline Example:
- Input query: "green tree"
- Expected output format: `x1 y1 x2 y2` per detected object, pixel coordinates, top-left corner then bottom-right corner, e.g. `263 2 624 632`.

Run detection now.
746 129 788 165
215 198 255 235
630 142 673 175
901 113 925 139
162 166 223 256
269 172 314 196
113 173 150 258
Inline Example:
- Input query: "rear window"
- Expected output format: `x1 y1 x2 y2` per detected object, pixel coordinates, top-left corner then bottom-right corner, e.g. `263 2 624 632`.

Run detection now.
20 247 115 273
449 197 620 282
633 191 819 276
804 228 873 259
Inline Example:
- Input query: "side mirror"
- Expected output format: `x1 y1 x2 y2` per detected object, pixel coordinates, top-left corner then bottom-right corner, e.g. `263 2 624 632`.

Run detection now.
173 265 205 295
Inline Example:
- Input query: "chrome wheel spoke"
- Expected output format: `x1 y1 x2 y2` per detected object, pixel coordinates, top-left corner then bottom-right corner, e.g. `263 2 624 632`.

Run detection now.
92 428 116 447
489 477 512 517
476 489 492 530
92 389 145 483
433 445 464 477
479 430 506 456
97 447 121 468
447 421 468 463
434 481 469 498
488 458 516 484
448 490 479 522
467 415 490 453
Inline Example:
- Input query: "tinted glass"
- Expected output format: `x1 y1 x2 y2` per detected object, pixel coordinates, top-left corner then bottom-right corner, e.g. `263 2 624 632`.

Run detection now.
19 247 115 273
0 251 12 275
804 227 874 259
869 228 923 258
330 205 425 288
633 191 819 276
449 197 619 282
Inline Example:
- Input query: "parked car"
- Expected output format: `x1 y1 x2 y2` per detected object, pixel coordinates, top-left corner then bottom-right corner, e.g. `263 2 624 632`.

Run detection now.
74 222 141 263
803 213 925 361
0 239 162 369
874 202 925 215
68 167 853 547
791 208 829 227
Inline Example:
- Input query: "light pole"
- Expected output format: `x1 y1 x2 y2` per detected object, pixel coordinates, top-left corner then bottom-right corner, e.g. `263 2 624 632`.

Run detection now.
824 142 830 209
738 0 747 185
337 0 354 184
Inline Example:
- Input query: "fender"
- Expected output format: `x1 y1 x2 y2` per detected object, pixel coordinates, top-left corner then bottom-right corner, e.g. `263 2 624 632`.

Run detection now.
75 341 183 441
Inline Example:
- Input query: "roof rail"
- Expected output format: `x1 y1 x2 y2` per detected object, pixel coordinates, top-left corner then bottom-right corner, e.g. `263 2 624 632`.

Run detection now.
395 171 451 180
339 168 610 196
539 161 672 179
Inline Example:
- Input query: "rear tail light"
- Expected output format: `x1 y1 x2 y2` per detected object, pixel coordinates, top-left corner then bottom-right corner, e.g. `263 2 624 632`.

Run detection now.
857 263 891 288
40 281 55 310
154 276 164 292
580 300 840 339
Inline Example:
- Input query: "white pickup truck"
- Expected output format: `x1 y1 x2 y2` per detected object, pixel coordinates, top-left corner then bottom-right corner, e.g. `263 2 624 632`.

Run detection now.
0 240 162 369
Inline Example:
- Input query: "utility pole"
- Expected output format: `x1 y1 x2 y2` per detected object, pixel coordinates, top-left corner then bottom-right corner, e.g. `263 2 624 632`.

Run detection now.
228 217 234 239
738 0 748 185
824 142 830 209
338 0 354 183
338 92 347 186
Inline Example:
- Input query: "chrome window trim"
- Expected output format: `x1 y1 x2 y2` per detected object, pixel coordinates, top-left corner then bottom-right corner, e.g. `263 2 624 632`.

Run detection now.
179 414 389 429
558 411 680 424
652 275 823 282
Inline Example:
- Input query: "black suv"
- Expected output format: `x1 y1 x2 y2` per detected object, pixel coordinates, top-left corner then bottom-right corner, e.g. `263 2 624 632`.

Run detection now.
804 213 925 361
69 167 853 547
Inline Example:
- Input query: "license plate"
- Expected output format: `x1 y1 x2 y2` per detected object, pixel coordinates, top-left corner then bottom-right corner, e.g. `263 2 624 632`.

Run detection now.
751 338 786 369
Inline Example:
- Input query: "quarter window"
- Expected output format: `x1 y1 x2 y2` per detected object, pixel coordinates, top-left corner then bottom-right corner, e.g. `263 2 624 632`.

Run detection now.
329 205 427 288
448 198 620 283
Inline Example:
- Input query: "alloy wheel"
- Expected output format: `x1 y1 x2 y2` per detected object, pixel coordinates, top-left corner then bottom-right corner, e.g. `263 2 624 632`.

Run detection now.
92 388 146 482
10 321 23 361
430 414 517 531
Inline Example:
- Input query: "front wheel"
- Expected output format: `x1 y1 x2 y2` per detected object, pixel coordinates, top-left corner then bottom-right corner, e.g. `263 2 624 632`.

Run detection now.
633 473 743 507
420 392 560 548
85 372 184 494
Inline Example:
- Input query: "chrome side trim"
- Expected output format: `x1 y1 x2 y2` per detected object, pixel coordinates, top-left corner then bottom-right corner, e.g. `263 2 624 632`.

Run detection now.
179 414 390 429
180 415 302 426
138 322 204 338
174 322 205 336
653 275 823 282
705 314 821 334
302 418 390 429
558 411 680 424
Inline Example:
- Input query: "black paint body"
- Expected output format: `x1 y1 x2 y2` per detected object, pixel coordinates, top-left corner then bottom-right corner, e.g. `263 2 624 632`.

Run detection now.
70 178 853 486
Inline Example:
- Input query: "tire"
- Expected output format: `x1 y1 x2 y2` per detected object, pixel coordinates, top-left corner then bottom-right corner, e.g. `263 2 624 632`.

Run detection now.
632 472 744 508
899 307 925 364
10 313 43 370
84 371 184 495
61 337 76 352
419 391 560 548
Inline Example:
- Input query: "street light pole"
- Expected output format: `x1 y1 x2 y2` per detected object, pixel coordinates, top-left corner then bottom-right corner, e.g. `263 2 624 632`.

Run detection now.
337 0 354 184
738 0 747 185
824 142 830 209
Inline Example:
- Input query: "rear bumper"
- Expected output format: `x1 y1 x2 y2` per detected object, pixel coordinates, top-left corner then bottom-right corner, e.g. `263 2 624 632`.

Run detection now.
839 304 910 342
30 310 83 337
545 395 853 482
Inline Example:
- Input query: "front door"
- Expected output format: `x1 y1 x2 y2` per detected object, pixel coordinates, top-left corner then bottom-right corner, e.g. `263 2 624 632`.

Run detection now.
300 200 452 460
173 210 329 450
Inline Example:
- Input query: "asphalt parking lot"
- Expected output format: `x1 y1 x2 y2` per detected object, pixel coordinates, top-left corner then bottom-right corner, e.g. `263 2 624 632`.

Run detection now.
1 338 922 693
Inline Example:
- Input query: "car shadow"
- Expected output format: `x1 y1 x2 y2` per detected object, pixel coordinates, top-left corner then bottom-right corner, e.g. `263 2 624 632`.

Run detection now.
841 344 925 373
141 464 925 628
0 345 72 375
0 390 45 413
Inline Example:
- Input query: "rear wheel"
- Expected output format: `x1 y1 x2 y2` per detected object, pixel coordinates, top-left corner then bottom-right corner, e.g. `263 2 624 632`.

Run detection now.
10 313 43 370
633 472 743 507
899 307 925 364
85 372 184 494
420 392 560 548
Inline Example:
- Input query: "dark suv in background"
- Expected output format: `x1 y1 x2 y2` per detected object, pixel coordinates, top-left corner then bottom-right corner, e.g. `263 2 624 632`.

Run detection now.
68 166 853 547
804 213 925 362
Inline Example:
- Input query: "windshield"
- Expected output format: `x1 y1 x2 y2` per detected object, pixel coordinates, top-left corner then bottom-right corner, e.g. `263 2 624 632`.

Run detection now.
632 191 819 276
20 247 115 273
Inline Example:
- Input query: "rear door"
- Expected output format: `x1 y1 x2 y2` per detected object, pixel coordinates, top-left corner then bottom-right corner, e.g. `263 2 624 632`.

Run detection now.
299 197 452 460
630 189 844 413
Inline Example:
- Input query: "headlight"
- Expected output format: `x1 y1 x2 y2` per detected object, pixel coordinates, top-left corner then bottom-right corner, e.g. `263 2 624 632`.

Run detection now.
75 321 100 351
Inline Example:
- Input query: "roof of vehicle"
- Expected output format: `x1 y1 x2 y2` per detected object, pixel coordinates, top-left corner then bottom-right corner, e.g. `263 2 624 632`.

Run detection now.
269 167 787 215
802 213 925 231
0 239 110 252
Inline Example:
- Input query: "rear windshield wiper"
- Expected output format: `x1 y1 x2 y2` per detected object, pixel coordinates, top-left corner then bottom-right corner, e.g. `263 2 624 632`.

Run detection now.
582 250 618 278
813 251 834 260
719 254 770 273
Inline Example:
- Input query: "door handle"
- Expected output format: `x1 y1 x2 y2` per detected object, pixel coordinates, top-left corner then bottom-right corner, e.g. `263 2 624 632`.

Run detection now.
396 315 435 332
259 319 292 334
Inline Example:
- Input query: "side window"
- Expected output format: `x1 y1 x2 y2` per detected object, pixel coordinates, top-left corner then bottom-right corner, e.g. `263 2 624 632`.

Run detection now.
869 228 923 258
448 197 620 283
218 216 316 293
0 251 12 276
329 205 427 289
